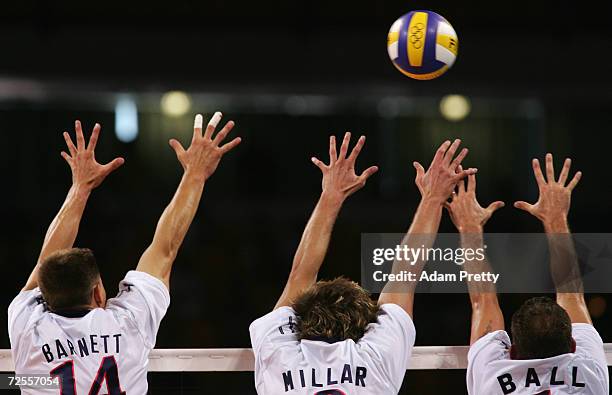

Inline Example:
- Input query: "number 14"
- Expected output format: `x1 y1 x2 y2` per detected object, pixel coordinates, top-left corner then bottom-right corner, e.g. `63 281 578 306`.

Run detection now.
50 356 126 395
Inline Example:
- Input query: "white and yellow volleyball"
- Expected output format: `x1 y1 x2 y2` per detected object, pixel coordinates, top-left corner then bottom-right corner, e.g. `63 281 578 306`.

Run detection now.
387 10 459 80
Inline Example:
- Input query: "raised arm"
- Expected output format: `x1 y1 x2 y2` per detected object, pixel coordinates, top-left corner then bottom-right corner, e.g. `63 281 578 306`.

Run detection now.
274 132 378 309
24 121 124 291
136 112 240 289
446 171 505 344
378 139 475 318
514 154 589 323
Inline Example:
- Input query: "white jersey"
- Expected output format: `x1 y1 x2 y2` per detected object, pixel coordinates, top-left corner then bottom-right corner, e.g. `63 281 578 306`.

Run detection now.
249 303 415 395
8 270 170 395
467 324 609 395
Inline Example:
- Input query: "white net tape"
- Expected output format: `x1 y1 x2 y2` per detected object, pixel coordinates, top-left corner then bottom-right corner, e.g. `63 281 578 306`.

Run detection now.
1 346 611 372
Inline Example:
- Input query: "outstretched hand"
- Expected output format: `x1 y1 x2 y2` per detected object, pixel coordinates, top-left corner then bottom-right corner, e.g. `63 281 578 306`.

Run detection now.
445 169 504 232
514 153 581 224
169 112 241 181
413 139 477 204
311 132 378 202
62 120 124 191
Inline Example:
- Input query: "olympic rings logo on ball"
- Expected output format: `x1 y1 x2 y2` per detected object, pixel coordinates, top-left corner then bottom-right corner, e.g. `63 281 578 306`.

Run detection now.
409 23 425 49
387 10 458 80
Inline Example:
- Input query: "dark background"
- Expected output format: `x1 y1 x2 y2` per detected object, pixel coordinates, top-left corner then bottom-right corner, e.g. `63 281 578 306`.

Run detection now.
1 0 611 393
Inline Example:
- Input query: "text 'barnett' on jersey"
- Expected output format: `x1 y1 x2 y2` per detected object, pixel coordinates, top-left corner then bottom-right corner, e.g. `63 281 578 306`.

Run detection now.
8 270 170 395
42 333 123 363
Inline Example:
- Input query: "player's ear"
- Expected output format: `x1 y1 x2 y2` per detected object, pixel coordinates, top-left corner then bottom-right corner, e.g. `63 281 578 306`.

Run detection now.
92 279 107 308
509 345 518 360
570 337 576 353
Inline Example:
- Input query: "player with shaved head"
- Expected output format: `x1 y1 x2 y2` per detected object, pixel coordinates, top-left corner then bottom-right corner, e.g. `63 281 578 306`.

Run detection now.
445 154 609 394
8 113 240 394
249 137 475 394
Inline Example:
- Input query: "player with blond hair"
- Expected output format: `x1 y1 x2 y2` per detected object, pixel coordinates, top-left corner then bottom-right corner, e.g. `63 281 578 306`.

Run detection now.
250 137 475 394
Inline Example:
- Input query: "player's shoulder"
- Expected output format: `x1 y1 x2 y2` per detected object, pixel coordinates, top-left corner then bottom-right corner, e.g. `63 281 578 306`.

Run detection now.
468 329 511 362
376 303 414 327
119 270 169 292
572 323 604 343
107 270 170 308
249 306 295 334
360 303 416 344
571 324 609 386
8 288 47 335
8 288 45 312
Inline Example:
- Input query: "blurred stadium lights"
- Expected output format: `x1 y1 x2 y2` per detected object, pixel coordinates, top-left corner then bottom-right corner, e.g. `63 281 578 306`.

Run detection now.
114 96 139 143
0 78 47 101
377 97 417 119
251 94 285 113
283 95 334 116
0 77 546 122
439 94 471 121
377 97 401 119
284 95 308 115
161 91 192 117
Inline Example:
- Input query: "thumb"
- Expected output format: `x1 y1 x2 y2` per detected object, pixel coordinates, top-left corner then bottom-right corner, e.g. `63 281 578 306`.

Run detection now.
311 156 327 171
60 151 73 166
359 165 379 181
514 201 533 213
169 139 186 156
103 157 125 174
413 161 425 179
486 201 505 214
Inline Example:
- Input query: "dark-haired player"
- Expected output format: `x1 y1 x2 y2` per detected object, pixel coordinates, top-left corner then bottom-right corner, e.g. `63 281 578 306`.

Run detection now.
446 154 609 394
249 136 474 394
8 114 240 394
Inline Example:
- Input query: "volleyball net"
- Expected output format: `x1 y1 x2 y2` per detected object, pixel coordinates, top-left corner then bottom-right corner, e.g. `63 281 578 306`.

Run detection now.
1 345 611 372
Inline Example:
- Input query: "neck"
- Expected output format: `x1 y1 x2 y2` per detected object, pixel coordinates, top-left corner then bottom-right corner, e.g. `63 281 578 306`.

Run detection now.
50 305 94 318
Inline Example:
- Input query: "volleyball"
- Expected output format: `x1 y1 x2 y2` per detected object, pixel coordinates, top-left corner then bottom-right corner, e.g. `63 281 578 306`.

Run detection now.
387 10 458 80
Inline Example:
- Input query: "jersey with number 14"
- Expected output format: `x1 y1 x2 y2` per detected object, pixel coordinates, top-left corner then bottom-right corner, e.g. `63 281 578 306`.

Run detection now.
8 271 170 395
